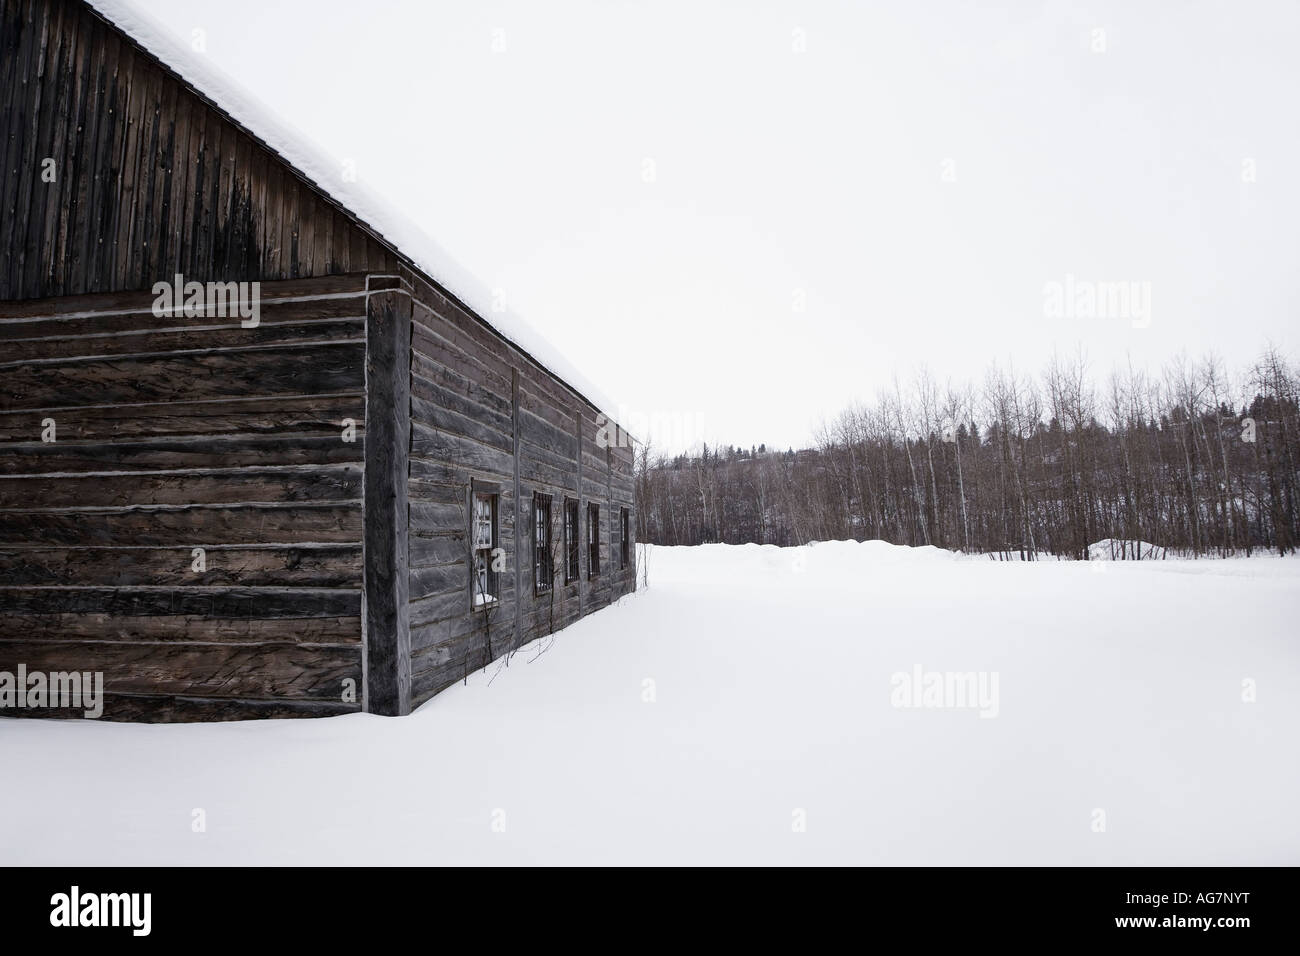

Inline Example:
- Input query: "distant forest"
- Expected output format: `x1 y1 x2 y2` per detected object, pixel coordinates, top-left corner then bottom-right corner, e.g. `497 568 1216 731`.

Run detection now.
635 346 1299 558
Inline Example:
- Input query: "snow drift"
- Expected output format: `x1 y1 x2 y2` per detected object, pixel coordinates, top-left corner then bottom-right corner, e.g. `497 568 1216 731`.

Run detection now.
3 542 1298 865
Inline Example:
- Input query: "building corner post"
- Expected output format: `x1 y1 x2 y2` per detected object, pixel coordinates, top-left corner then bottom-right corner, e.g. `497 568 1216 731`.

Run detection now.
363 277 412 716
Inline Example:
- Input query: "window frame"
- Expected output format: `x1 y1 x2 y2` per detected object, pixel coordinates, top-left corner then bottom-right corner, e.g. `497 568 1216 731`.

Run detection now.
564 497 580 584
533 492 553 595
469 480 501 611
587 501 601 578
620 507 630 570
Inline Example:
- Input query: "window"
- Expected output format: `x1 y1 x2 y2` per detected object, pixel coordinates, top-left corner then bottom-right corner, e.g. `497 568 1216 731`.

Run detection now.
533 493 553 594
587 502 600 577
564 498 580 583
472 491 498 607
620 508 630 570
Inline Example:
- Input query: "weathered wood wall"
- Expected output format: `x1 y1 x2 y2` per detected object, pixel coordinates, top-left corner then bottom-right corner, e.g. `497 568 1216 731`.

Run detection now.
402 266 636 709
0 0 638 721
0 0 396 302
0 274 368 720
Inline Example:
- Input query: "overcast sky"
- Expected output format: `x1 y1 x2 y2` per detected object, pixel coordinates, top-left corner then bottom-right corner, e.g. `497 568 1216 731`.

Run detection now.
130 0 1299 453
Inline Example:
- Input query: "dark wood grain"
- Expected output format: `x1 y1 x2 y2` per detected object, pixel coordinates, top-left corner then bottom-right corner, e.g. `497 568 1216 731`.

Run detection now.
0 0 395 301
0 640 361 699
0 544 363 588
362 287 411 716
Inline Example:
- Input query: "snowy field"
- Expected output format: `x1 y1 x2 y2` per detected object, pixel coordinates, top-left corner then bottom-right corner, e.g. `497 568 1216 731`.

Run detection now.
3 541 1298 866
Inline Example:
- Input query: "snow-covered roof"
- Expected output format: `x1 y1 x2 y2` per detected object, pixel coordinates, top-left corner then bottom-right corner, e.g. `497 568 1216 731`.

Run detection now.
87 0 619 421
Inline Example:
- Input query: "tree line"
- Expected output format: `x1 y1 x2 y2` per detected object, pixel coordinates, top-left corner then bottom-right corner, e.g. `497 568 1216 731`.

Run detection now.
635 346 1299 558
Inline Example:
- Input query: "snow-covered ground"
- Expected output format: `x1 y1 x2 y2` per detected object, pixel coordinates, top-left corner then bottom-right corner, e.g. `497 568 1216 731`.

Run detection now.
3 541 1298 865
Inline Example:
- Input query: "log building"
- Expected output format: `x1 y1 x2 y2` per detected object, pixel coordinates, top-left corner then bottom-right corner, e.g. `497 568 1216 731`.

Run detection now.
0 0 637 720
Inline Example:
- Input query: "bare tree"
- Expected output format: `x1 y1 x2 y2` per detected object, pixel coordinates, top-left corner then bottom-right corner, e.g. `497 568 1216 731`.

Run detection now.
636 343 1300 558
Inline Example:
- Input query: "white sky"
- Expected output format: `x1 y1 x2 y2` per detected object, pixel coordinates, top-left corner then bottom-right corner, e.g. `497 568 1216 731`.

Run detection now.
130 0 1300 453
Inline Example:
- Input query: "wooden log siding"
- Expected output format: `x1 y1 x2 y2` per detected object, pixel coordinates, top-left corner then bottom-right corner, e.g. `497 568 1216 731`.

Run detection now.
401 266 636 709
0 0 397 302
0 275 368 720
0 0 637 721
